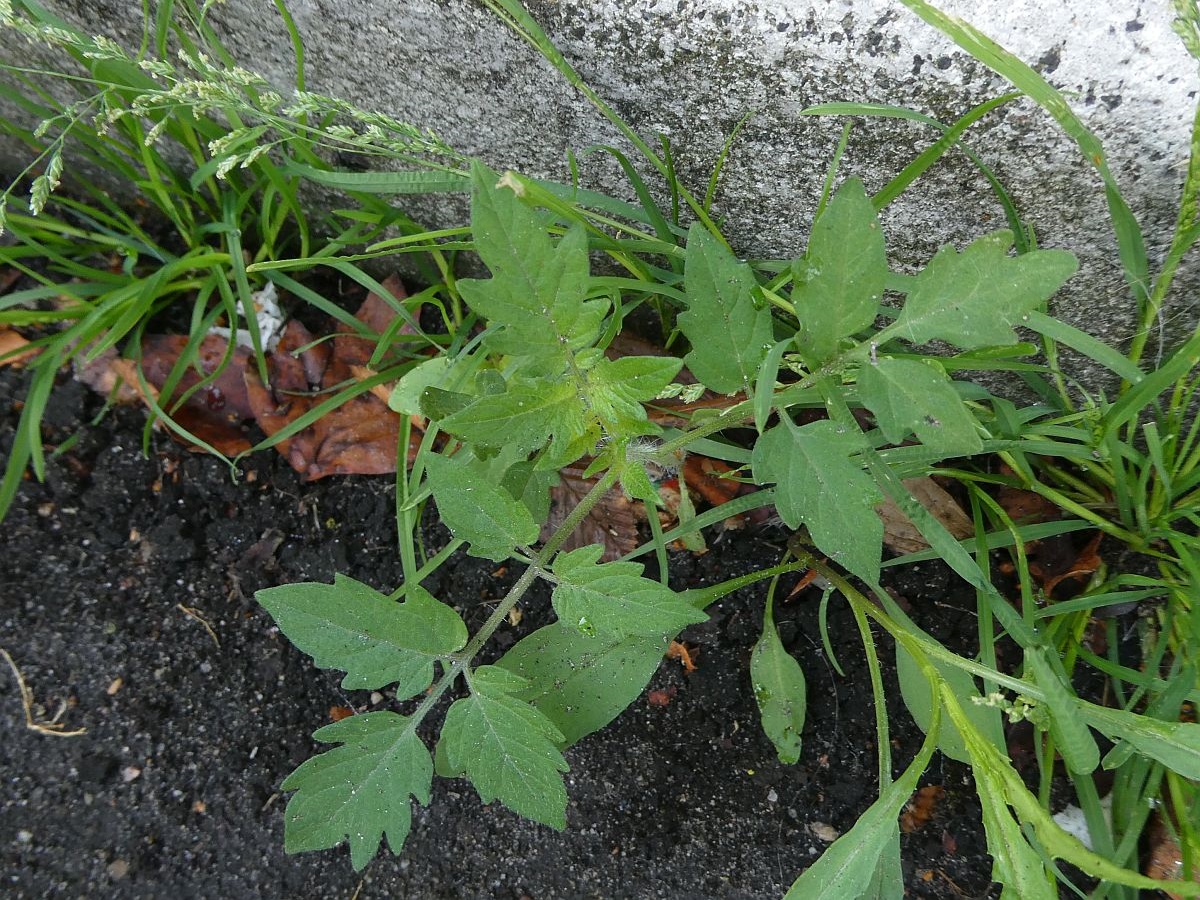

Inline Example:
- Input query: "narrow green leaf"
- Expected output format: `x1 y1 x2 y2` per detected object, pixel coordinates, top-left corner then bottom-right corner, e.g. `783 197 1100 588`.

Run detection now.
256 576 466 695
792 177 887 362
1028 647 1099 774
679 222 772 394
972 754 1056 899
550 545 707 638
858 357 982 455
751 609 807 764
1023 310 1145 385
891 231 1077 349
1084 702 1200 779
440 665 569 829
751 418 882 584
425 453 539 560
497 622 666 746
281 158 470 193
281 712 431 870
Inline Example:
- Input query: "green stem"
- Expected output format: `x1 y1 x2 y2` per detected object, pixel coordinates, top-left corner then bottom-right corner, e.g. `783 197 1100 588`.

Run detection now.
453 465 623 668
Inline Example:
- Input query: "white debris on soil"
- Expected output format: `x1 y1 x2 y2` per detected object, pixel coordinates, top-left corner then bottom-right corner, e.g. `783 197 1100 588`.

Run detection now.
1051 792 1113 851
210 282 286 351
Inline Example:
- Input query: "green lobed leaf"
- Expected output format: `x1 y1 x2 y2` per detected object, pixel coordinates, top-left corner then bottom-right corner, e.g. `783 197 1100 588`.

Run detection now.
679 223 773 394
438 379 589 463
792 177 887 363
891 230 1078 349
463 163 606 356
440 665 570 829
751 418 883 584
496 622 667 746
858 357 983 456
751 609 807 764
425 453 539 560
585 355 682 437
280 711 432 871
388 356 455 416
549 545 707 638
256 576 466 695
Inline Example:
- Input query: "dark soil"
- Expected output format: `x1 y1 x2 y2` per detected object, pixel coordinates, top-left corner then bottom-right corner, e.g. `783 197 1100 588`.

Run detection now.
1 366 1001 899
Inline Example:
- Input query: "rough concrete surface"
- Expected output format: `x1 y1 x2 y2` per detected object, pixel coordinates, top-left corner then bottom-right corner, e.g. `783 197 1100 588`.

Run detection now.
3 0 1198 385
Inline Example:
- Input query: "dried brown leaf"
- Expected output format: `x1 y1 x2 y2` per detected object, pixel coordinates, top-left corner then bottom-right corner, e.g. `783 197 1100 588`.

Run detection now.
139 334 255 455
73 346 153 406
540 464 639 562
1145 812 1200 898
334 273 409 367
996 485 1061 523
878 477 973 556
245 366 411 480
0 328 39 368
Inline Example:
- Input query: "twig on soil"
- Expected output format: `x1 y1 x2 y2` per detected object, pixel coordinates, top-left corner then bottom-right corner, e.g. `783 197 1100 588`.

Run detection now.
177 604 221 648
0 647 86 737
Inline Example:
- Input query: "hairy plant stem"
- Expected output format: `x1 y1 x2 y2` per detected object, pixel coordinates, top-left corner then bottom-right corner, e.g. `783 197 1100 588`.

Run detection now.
452 465 623 679
393 465 624 736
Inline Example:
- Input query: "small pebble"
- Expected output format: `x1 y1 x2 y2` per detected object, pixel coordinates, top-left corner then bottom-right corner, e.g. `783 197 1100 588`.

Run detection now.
16 830 32 843
809 822 840 842
767 788 779 803
121 766 141 783
107 859 129 880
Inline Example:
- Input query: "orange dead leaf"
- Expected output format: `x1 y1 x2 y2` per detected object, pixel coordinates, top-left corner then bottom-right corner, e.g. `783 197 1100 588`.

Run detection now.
349 363 398 405
784 568 824 601
682 455 742 507
73 347 155 406
1145 813 1200 898
333 273 411 367
900 785 945 833
1040 531 1103 597
666 640 698 673
647 686 677 707
328 706 355 723
0 328 39 368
